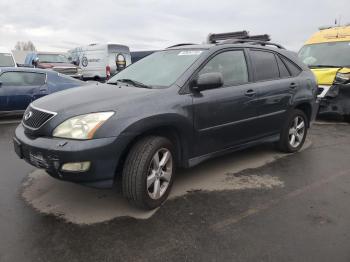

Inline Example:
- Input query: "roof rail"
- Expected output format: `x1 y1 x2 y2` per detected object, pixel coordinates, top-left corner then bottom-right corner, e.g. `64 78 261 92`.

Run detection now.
220 39 285 49
167 43 196 48
319 25 333 30
206 30 284 49
207 31 249 43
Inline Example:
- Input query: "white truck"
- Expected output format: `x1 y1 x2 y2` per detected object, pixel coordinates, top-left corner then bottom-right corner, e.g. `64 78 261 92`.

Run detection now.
68 44 131 81
0 47 16 67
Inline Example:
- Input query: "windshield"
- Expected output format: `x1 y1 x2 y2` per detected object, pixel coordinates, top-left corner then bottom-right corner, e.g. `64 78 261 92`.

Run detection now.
0 53 15 67
38 54 69 63
298 41 350 67
108 49 206 88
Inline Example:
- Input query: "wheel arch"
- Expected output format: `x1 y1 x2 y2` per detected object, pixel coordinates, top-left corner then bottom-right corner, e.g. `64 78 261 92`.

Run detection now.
114 117 193 181
294 102 312 126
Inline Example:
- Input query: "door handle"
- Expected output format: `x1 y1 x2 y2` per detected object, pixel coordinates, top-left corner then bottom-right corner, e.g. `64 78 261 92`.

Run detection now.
289 83 298 89
245 89 256 97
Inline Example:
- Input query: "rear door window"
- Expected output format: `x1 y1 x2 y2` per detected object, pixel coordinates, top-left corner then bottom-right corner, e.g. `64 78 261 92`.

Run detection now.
198 50 249 86
250 50 279 81
0 72 46 86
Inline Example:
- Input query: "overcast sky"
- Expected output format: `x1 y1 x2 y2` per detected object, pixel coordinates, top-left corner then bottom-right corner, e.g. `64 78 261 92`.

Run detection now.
0 0 349 52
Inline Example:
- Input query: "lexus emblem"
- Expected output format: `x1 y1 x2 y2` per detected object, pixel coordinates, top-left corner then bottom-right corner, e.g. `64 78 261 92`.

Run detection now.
24 111 33 121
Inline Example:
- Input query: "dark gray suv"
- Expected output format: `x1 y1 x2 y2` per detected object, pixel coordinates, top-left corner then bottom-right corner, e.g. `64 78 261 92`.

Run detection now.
14 40 318 209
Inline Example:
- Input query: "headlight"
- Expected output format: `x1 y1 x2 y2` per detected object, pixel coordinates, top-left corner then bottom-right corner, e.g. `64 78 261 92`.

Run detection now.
335 72 350 85
53 112 114 140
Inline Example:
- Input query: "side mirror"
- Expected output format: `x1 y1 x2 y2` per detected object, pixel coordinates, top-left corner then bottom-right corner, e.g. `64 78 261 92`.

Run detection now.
191 72 224 92
32 57 39 67
0 81 2 87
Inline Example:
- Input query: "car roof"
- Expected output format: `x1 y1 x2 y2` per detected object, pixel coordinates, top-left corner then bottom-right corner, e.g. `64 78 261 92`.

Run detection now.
166 42 306 70
167 44 214 50
0 47 12 53
0 67 58 75
167 42 287 51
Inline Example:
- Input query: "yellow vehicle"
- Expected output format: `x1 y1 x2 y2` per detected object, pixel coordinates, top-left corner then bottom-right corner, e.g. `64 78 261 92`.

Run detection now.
298 25 350 121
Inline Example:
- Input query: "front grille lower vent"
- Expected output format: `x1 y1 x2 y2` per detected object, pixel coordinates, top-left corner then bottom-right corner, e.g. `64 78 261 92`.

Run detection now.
22 106 56 129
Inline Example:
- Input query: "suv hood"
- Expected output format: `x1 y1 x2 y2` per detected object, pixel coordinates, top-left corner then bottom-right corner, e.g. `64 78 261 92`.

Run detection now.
32 83 161 116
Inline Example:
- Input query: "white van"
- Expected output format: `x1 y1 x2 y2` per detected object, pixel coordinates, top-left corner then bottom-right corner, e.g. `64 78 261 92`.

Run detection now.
0 47 16 67
68 44 131 81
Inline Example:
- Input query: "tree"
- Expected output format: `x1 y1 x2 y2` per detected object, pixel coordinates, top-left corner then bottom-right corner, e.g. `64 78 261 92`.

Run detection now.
14 41 37 51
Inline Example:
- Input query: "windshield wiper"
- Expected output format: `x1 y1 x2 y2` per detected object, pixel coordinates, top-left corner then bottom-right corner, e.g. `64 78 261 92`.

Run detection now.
308 65 342 68
116 79 152 89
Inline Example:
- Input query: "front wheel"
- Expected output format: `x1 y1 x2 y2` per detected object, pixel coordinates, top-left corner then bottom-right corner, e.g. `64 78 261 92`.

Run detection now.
278 109 308 153
122 136 175 209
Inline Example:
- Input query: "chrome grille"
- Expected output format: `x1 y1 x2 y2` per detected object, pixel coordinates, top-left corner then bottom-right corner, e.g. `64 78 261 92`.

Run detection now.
22 106 56 129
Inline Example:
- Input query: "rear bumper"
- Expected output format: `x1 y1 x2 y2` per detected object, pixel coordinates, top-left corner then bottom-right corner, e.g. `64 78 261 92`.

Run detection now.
14 124 131 188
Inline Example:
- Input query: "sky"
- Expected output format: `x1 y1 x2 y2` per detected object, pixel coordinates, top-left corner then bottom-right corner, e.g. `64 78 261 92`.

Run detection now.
0 0 349 52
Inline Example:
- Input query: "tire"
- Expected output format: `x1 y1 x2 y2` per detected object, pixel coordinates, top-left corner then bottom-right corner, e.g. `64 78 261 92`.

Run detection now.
122 136 175 209
278 109 308 153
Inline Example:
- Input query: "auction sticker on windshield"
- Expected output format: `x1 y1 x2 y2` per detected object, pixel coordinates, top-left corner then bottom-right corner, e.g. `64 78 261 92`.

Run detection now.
178 50 203 56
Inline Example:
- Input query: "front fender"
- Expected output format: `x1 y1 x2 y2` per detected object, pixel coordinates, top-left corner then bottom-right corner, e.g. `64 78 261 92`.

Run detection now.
96 111 194 165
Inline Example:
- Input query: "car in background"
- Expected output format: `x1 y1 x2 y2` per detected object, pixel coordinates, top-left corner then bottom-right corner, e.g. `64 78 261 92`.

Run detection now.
24 52 82 79
14 31 318 209
0 67 85 116
299 25 350 121
67 44 131 81
0 47 16 67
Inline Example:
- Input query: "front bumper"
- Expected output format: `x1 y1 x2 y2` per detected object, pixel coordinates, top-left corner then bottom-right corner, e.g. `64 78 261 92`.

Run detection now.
318 85 350 117
14 124 130 188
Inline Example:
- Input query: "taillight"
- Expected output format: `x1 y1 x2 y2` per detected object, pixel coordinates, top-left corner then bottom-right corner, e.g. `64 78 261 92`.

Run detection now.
106 65 111 79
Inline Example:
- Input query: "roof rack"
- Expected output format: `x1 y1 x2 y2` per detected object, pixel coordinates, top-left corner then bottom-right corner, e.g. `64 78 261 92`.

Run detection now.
167 43 196 48
221 39 285 49
207 30 284 49
246 34 271 41
207 31 249 43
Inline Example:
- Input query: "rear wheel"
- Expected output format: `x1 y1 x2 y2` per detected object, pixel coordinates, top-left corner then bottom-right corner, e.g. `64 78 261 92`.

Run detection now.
278 109 308 153
122 136 175 209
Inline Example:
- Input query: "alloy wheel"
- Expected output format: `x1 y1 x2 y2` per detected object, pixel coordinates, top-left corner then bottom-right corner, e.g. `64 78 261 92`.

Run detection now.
288 116 305 148
147 148 173 200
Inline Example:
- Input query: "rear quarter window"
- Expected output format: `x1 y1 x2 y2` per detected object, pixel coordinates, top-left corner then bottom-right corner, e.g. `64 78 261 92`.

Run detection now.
276 55 291 78
280 56 302 76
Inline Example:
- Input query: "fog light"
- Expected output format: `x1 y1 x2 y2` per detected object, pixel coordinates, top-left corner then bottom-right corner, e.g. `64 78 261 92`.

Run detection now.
61 162 91 172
